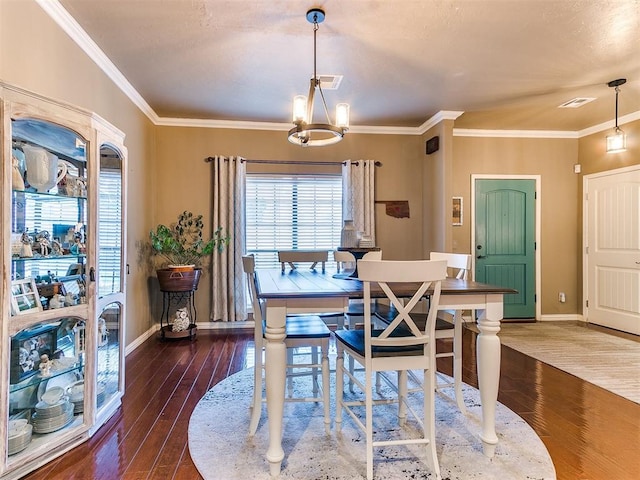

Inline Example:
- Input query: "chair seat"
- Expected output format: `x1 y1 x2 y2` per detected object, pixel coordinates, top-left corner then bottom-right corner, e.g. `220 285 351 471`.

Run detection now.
282 315 331 338
334 329 423 357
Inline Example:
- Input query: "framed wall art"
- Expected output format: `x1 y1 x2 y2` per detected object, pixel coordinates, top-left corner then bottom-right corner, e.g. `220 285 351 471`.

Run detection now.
10 278 43 316
452 196 463 226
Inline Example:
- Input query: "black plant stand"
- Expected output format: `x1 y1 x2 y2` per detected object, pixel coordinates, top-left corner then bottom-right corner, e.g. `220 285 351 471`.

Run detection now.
159 288 197 340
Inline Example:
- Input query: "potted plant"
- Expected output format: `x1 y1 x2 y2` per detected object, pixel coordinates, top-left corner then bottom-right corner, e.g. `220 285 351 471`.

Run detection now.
149 211 229 291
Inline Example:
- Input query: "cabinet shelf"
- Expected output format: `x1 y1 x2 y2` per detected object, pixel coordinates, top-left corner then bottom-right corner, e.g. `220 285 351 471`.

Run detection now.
11 254 86 263
9 362 84 394
11 189 87 201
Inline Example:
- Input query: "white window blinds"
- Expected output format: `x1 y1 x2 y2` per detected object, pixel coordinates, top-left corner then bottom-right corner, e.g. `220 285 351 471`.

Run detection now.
245 174 342 269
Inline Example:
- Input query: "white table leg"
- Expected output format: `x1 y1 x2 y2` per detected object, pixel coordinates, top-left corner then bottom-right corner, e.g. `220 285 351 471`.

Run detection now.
264 304 287 476
475 294 503 458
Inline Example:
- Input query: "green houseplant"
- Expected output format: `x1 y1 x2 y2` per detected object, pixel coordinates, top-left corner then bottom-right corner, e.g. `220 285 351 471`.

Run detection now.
150 211 229 291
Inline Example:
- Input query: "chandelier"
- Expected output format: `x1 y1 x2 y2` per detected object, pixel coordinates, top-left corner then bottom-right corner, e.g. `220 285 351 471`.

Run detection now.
288 8 350 147
606 78 626 154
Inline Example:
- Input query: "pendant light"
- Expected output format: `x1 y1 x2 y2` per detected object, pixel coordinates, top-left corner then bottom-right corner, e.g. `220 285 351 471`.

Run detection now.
606 78 626 153
288 8 349 147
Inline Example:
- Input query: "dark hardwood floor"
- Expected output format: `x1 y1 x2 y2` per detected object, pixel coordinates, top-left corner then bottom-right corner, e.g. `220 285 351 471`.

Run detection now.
23 325 640 480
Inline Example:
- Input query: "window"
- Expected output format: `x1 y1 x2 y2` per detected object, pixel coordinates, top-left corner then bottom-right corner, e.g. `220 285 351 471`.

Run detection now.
245 174 342 268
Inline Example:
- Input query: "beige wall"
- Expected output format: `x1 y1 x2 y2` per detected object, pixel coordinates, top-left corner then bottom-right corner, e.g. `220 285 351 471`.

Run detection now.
1 0 156 345
154 127 425 318
451 136 580 315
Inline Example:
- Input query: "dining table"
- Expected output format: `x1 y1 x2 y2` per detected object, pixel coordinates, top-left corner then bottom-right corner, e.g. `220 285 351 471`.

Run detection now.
254 267 517 477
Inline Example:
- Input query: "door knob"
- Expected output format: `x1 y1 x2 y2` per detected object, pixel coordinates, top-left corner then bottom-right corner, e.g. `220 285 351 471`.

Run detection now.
477 255 486 259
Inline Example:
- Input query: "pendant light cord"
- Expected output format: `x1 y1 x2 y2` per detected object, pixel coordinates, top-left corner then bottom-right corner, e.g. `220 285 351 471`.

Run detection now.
615 86 620 130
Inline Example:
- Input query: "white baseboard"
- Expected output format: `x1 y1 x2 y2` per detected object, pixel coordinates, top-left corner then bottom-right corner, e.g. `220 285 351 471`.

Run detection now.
125 324 160 356
195 320 254 330
125 321 254 357
538 314 584 322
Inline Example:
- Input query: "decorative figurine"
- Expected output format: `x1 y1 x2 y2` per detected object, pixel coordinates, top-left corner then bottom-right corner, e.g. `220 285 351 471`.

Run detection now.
12 155 25 190
172 307 190 332
20 230 33 258
39 354 51 377
36 231 51 257
98 317 109 346
51 240 63 256
49 294 64 309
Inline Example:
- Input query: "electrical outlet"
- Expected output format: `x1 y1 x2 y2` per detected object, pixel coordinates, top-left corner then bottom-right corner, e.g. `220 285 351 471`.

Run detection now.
559 292 566 303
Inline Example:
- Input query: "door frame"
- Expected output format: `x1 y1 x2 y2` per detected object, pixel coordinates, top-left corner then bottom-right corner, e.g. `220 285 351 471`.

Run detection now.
582 164 640 328
471 174 541 320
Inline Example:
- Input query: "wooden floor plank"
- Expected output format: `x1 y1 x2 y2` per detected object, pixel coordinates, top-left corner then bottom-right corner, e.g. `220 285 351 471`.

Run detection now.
22 326 640 480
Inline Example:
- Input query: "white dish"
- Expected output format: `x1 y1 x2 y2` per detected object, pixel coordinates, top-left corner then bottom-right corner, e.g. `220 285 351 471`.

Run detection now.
41 386 65 405
38 371 80 402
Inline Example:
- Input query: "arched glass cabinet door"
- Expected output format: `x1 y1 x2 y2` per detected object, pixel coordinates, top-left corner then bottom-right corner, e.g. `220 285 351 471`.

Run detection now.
97 145 123 298
94 141 126 423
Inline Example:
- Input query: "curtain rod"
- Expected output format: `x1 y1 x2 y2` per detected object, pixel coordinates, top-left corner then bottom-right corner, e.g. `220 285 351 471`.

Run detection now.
205 157 382 167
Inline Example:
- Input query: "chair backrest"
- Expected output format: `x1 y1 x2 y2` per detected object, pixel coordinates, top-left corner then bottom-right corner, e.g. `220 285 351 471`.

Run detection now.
361 250 382 260
334 250 356 272
429 252 471 280
242 255 264 330
357 259 447 354
278 250 328 273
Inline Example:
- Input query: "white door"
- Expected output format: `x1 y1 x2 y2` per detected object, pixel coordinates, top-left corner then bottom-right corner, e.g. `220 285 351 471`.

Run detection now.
585 166 640 335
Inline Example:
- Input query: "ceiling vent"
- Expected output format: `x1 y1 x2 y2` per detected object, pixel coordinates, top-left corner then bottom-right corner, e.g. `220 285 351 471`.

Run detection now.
317 75 343 90
558 97 596 108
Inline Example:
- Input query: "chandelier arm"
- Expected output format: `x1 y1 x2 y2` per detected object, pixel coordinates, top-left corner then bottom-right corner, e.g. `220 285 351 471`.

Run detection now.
317 85 332 124
306 78 316 127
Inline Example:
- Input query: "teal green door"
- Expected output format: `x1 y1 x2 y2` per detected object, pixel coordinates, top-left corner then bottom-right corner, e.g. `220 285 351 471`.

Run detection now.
475 179 536 318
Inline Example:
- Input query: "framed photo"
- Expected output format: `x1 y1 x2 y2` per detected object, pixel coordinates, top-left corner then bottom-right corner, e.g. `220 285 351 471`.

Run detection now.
10 278 43 316
10 323 58 384
452 197 463 226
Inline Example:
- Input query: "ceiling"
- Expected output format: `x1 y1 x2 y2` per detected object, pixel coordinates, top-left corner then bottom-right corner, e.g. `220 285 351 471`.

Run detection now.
58 0 640 133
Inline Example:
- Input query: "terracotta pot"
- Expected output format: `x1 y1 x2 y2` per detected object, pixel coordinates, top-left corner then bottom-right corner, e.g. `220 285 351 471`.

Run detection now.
156 268 201 292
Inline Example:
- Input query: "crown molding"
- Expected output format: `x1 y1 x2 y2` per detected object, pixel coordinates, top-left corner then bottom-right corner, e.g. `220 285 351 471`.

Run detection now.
578 110 640 138
39 0 639 140
453 129 579 139
417 111 465 134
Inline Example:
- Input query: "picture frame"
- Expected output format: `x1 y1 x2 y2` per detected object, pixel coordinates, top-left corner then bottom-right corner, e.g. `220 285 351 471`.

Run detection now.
10 278 43 316
10 323 58 384
452 196 463 226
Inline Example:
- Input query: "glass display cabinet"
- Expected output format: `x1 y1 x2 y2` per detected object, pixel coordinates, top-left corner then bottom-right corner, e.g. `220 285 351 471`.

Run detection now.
1 82 127 479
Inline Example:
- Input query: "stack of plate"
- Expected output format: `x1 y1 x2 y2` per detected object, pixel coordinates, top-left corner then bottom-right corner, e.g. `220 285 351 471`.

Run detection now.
66 381 84 414
65 381 107 413
8 419 32 455
31 399 74 434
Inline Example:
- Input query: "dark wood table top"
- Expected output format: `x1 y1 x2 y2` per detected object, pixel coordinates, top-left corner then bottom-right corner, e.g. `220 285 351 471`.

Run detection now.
255 268 517 300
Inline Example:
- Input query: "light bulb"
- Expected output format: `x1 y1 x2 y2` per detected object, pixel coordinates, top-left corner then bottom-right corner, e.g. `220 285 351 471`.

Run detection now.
293 95 307 124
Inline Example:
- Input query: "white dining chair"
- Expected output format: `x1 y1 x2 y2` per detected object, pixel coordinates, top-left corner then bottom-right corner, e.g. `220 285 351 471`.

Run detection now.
334 249 356 273
278 249 328 273
334 259 447 480
382 252 472 413
279 249 348 329
242 255 331 436
429 251 472 413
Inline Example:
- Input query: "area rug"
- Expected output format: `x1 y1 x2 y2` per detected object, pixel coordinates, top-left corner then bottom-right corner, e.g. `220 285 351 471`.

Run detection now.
188 366 555 479
496 322 640 404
